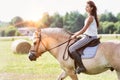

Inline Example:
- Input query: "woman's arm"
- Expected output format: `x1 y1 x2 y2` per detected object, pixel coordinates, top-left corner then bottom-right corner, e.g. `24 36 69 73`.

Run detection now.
72 16 94 38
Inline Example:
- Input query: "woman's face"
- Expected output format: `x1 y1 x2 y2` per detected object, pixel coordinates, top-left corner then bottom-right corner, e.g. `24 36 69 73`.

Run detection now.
85 4 93 13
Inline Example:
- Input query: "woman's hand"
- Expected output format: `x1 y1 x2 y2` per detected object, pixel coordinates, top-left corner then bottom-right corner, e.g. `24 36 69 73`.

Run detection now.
71 35 77 39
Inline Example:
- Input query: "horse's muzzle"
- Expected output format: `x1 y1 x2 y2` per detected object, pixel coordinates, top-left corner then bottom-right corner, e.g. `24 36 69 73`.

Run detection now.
28 53 37 61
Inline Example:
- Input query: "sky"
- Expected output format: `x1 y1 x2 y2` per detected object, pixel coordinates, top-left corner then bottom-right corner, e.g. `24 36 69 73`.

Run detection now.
0 0 120 22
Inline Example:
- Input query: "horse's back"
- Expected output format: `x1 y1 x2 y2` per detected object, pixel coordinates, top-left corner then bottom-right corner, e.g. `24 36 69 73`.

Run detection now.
98 41 120 71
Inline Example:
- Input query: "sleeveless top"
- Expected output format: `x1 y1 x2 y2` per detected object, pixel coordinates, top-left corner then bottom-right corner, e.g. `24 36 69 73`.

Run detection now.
83 17 98 36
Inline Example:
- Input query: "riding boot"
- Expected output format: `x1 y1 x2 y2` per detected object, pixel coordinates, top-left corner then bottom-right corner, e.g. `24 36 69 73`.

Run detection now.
71 51 86 74
75 54 86 74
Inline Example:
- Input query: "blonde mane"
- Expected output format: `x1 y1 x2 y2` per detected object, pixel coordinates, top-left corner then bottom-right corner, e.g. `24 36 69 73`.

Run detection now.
41 28 72 41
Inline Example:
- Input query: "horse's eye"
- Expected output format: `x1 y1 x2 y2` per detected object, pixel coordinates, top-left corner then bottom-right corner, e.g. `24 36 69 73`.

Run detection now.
34 42 37 45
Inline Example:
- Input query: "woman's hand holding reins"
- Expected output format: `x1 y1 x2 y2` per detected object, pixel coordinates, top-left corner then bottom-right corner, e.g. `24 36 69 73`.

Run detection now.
71 35 77 39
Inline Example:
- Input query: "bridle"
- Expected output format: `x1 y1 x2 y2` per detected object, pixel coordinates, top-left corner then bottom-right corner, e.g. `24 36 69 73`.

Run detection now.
30 30 73 60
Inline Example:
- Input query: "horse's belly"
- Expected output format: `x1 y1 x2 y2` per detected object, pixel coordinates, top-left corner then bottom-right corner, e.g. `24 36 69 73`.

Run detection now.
83 49 109 74
84 66 108 74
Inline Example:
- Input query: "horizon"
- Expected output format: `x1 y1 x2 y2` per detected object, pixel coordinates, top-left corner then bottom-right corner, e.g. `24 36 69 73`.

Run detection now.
0 0 120 22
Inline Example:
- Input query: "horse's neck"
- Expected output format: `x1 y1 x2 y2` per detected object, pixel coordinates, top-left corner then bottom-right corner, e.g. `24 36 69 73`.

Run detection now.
47 37 69 59
42 29 71 59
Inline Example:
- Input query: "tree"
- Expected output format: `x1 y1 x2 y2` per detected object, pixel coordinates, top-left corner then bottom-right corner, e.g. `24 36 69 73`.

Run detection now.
100 12 118 22
24 20 37 27
117 13 120 21
114 21 120 33
63 11 85 32
39 12 51 28
0 30 5 36
5 26 21 36
50 13 63 28
99 14 107 22
101 21 116 34
106 12 118 22
11 16 24 27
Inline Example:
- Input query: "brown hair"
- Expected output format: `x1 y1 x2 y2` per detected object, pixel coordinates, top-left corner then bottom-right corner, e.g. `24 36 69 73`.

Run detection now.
87 0 99 28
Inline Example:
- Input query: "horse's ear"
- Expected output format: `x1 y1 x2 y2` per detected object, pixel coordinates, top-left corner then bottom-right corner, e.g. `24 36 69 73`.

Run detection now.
34 28 41 37
33 31 38 38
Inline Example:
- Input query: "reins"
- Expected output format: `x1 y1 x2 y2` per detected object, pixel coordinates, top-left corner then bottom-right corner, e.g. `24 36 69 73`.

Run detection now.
46 37 72 51
37 30 73 60
63 36 71 60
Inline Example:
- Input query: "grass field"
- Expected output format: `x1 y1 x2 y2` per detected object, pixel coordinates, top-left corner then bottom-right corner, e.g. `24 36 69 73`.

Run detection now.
0 37 119 80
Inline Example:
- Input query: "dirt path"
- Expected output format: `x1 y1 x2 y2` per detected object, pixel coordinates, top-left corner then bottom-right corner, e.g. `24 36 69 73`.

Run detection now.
0 72 57 80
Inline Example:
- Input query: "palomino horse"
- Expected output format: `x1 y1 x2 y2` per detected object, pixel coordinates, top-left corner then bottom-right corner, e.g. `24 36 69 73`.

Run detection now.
29 28 120 80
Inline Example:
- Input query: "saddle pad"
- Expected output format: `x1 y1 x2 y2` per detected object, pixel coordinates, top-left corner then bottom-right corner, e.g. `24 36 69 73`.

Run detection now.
81 45 99 59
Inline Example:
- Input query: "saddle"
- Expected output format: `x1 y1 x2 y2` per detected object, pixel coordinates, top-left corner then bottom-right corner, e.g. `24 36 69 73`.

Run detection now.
77 37 101 54
68 37 100 59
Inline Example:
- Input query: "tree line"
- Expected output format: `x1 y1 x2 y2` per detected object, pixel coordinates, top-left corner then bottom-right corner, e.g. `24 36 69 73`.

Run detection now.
49 11 120 34
0 11 120 36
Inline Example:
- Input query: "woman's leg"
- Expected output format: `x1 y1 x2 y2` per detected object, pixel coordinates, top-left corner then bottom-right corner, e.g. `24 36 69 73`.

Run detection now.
69 50 86 74
69 35 97 74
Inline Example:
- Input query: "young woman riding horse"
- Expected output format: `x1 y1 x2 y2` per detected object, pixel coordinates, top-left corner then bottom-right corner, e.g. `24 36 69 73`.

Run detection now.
29 1 120 80
69 0 99 74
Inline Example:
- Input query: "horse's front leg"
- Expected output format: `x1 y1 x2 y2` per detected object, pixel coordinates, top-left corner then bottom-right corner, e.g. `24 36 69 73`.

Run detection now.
57 69 78 80
57 70 67 80
116 71 120 80
67 69 78 80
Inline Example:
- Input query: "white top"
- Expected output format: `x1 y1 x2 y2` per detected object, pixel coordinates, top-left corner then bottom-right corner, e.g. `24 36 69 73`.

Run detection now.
83 17 98 36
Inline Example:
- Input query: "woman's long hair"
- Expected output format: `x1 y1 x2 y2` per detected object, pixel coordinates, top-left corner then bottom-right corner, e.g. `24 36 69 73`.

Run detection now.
87 1 99 28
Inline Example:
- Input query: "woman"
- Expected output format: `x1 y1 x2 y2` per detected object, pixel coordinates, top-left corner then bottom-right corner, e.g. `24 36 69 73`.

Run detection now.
69 0 99 74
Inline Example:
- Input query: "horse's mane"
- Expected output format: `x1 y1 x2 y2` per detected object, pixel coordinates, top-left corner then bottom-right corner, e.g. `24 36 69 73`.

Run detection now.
41 28 73 41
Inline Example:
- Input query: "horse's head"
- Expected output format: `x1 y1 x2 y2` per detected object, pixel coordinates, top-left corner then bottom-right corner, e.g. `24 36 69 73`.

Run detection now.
28 29 47 61
28 28 73 61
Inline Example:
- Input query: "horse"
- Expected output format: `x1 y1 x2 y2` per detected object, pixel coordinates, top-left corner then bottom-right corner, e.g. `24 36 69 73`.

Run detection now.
28 28 120 80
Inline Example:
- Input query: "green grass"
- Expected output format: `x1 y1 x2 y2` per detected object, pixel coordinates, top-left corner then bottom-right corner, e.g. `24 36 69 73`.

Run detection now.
0 40 61 80
0 37 119 80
